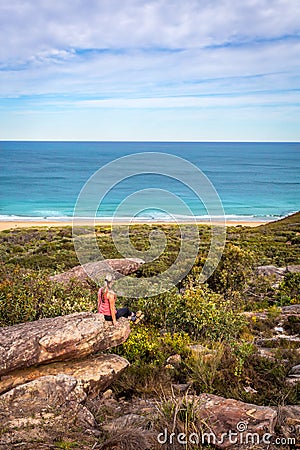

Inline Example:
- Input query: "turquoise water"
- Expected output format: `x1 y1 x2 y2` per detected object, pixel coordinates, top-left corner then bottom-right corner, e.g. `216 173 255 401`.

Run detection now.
0 141 299 221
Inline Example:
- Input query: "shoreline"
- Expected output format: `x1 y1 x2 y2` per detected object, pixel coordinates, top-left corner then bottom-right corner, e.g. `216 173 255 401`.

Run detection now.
0 219 269 232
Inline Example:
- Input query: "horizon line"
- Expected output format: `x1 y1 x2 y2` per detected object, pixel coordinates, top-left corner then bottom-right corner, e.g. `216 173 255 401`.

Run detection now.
1 139 300 144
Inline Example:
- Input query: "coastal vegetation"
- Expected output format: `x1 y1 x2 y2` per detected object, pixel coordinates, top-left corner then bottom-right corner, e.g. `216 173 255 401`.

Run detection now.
0 213 299 447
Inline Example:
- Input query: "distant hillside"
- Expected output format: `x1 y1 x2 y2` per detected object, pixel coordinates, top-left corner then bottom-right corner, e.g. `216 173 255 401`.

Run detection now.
259 211 300 230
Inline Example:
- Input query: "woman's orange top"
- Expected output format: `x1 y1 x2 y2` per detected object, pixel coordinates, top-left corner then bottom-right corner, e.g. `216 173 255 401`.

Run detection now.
98 287 116 316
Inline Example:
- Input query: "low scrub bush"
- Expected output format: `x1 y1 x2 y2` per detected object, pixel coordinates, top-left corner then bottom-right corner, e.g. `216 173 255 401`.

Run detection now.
114 326 191 366
131 286 246 341
0 264 94 326
178 287 246 341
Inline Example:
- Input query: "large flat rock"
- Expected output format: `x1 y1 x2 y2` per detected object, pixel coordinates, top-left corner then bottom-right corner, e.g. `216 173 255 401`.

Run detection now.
0 353 129 396
0 312 130 376
194 393 277 448
49 257 145 284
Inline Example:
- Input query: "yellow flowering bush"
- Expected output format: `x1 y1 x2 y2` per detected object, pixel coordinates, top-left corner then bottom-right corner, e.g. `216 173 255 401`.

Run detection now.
179 286 246 341
114 326 191 366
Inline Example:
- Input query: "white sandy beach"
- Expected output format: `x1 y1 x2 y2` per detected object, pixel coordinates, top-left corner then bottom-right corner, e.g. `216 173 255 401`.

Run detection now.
0 219 269 232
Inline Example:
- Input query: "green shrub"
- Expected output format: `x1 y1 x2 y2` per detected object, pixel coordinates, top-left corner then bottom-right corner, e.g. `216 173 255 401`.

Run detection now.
277 272 300 303
178 287 246 341
0 264 94 326
230 340 255 380
114 326 191 366
207 244 255 301
185 342 225 393
130 286 246 341
114 326 163 365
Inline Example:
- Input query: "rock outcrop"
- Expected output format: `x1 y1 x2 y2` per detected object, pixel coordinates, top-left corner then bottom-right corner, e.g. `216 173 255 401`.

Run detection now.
0 312 130 376
0 312 131 447
0 353 129 396
245 304 300 387
256 264 300 280
282 304 300 315
0 374 96 446
49 257 145 285
277 404 300 444
194 393 277 449
245 304 300 347
98 394 290 450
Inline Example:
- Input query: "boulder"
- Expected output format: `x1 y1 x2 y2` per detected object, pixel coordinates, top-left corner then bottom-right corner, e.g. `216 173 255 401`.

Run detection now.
256 265 286 278
286 265 300 273
285 364 300 385
171 383 191 393
166 354 182 367
255 335 300 347
194 393 277 448
281 304 300 315
289 364 300 375
101 413 149 432
277 405 300 444
256 265 300 280
98 428 154 450
49 257 145 285
0 374 96 446
0 353 129 396
256 347 278 360
0 312 130 376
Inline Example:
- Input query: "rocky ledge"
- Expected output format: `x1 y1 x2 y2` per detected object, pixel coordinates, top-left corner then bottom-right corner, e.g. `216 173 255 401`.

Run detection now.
0 312 130 376
0 313 130 447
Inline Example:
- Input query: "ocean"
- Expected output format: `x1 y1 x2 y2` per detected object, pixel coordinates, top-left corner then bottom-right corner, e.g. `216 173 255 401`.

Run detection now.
0 141 299 222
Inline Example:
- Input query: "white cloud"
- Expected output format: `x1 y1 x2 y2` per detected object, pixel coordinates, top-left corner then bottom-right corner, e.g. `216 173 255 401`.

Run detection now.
1 0 300 63
1 0 300 140
76 91 300 109
1 38 299 100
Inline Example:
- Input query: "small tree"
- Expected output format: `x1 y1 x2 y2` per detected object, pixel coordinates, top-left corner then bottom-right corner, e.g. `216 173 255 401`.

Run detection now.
277 272 300 304
207 244 254 304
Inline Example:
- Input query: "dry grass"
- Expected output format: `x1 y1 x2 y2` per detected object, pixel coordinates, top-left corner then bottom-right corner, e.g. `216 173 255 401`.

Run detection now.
96 426 155 450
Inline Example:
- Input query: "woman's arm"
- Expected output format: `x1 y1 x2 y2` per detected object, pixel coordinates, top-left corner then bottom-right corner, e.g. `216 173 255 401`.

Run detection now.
107 291 118 326
97 288 102 314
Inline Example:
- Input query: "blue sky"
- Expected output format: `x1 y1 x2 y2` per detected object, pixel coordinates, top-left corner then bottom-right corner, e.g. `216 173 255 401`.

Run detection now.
0 0 300 141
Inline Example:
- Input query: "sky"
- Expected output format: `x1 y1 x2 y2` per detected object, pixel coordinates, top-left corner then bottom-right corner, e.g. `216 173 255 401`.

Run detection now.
0 0 300 142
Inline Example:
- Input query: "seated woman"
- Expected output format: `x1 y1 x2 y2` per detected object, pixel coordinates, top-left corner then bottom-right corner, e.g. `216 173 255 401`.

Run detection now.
98 273 143 327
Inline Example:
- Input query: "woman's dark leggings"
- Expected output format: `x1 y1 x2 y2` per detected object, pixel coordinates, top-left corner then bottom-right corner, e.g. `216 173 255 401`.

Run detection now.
104 307 132 321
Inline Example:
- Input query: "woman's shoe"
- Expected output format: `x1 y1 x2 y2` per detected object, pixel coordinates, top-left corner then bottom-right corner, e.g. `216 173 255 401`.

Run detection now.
134 314 144 325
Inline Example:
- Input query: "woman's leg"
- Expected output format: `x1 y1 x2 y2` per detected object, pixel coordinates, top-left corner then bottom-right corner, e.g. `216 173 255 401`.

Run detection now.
116 308 143 323
116 307 133 319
